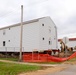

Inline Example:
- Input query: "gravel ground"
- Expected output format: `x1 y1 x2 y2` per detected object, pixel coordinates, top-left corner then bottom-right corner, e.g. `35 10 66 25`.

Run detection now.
19 66 67 75
0 59 76 75
47 65 76 75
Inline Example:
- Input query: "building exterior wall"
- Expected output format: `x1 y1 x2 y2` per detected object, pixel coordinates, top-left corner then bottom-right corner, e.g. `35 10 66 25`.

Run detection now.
0 17 58 52
58 39 76 50
48 19 58 49
0 26 20 52
23 22 40 52
67 41 76 48
39 17 58 50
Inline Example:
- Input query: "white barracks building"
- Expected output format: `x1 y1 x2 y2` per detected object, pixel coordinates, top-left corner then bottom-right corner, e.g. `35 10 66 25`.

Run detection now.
0 17 58 52
58 38 76 50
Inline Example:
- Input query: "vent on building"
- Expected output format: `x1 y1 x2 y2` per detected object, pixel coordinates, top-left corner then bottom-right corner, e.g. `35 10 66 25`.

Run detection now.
49 41 50 45
42 24 44 26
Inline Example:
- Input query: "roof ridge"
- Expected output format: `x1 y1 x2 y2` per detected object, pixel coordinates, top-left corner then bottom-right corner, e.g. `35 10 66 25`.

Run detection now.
0 16 50 30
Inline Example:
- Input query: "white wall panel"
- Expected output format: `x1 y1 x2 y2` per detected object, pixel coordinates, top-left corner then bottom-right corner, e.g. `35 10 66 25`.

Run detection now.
0 17 58 52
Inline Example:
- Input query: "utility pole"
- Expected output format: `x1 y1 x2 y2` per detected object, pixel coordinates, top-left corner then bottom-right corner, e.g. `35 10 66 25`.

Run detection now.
19 5 23 61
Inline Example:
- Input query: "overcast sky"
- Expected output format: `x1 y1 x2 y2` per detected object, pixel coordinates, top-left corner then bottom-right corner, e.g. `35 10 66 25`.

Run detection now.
0 0 76 38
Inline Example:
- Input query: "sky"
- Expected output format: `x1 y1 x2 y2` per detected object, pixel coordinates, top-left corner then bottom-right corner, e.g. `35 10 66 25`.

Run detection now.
0 0 76 38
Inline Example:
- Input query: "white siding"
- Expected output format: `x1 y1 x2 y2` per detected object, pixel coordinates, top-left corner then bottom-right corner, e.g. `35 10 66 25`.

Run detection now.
39 18 49 50
0 26 20 52
58 41 61 50
67 41 76 48
39 17 58 50
23 22 40 52
0 17 58 52
58 40 76 50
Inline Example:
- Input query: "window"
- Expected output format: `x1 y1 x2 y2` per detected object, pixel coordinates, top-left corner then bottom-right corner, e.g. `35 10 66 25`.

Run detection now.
49 41 50 45
8 40 10 42
42 38 45 40
42 24 44 26
3 41 5 46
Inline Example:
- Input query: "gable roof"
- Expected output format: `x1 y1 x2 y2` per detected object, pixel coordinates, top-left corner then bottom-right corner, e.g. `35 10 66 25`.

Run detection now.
0 16 48 30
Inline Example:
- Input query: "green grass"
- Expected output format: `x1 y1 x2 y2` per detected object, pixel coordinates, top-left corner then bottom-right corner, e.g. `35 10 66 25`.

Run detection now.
43 62 62 64
67 57 76 62
35 61 62 64
0 57 62 64
0 58 18 61
0 62 41 75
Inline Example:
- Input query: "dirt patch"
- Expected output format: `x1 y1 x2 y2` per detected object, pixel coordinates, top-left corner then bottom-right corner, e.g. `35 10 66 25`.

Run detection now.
19 66 67 75
0 59 68 75
63 61 76 65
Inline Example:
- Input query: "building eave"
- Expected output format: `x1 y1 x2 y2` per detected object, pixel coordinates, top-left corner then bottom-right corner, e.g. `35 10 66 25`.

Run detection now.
0 19 39 30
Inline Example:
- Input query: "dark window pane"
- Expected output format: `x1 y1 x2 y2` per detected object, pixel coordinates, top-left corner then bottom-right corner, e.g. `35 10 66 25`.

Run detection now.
42 38 44 40
42 24 44 26
3 41 5 46
49 41 50 45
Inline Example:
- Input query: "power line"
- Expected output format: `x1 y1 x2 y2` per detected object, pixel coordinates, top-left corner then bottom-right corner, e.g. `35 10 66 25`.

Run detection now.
0 0 50 24
24 0 49 7
1 0 50 17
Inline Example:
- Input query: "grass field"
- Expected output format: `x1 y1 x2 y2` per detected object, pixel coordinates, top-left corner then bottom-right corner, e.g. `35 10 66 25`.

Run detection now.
0 57 62 64
67 57 76 62
36 61 62 64
0 57 76 75
0 61 41 75
0 57 18 61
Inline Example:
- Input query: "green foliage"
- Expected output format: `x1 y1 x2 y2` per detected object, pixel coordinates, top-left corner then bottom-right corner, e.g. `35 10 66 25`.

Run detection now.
0 62 40 75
